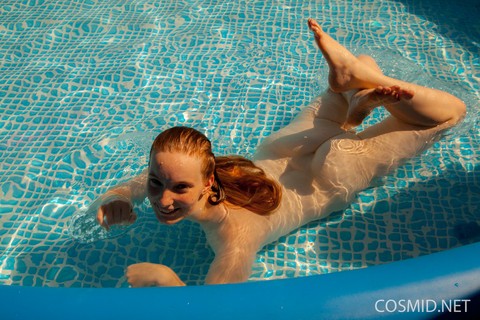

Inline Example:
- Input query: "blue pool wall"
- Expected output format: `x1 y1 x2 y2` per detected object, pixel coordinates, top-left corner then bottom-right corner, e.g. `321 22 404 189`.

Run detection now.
1 242 479 319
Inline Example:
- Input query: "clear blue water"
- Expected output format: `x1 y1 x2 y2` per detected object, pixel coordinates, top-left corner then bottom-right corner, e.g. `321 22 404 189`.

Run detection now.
0 0 479 287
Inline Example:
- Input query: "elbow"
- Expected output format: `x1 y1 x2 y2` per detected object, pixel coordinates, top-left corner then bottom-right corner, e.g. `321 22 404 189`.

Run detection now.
447 99 467 126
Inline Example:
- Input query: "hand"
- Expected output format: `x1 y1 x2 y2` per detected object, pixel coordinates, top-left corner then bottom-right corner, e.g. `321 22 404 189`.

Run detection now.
126 263 186 287
96 195 136 231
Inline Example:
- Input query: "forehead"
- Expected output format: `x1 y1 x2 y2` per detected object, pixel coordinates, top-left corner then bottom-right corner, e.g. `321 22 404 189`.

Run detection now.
149 151 203 181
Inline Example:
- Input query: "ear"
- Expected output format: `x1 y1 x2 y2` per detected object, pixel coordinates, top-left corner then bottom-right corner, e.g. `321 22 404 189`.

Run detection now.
205 174 215 188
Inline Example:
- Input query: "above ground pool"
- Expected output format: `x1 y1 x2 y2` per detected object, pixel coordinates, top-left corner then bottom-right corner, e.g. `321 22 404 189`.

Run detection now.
1 0 479 318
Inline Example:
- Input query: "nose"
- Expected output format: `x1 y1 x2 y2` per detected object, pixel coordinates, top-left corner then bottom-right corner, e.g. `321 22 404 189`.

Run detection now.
156 189 174 208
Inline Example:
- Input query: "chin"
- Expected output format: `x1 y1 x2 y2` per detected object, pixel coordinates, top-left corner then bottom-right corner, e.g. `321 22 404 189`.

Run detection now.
155 210 187 225
159 218 185 225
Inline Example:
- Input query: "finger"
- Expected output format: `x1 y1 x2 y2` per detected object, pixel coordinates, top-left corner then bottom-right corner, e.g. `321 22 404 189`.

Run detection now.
110 202 127 225
128 211 137 224
104 206 116 230
122 203 133 222
118 203 132 224
107 203 119 225
97 206 110 231
96 206 103 225
126 266 139 288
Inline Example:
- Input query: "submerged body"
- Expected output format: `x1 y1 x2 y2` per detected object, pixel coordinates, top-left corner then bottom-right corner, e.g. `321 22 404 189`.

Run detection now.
253 97 453 245
96 19 466 286
202 95 455 284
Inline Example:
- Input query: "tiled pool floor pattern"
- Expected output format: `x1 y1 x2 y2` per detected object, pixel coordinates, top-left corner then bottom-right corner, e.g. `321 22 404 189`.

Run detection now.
0 0 479 287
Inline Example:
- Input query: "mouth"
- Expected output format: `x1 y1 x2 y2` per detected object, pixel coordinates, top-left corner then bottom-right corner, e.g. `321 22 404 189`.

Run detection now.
152 204 185 224
159 208 180 216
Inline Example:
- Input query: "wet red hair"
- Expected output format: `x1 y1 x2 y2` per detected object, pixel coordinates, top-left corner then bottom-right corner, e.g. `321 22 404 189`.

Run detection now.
150 126 282 215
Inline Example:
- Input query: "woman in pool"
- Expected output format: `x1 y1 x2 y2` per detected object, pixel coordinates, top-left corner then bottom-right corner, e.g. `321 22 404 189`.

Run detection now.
96 19 466 287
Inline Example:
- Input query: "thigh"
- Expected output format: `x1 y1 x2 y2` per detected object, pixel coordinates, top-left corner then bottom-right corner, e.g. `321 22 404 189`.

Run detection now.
254 91 348 160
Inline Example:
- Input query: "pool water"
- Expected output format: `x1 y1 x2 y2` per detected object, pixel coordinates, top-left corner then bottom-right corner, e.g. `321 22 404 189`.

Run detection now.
0 0 478 287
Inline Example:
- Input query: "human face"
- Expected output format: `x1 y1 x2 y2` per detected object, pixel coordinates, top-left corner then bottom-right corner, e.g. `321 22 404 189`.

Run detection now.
147 151 213 225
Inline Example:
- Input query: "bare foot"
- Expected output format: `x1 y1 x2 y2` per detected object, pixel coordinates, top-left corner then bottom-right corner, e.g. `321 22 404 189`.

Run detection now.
357 55 382 74
308 18 378 92
342 86 414 130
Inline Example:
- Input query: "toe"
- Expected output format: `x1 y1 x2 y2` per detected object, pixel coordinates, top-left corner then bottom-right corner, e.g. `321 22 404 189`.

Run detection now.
400 89 414 99
308 18 314 29
308 19 321 33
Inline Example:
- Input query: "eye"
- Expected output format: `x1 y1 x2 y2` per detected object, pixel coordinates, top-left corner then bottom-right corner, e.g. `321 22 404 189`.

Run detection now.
149 178 163 188
174 183 190 192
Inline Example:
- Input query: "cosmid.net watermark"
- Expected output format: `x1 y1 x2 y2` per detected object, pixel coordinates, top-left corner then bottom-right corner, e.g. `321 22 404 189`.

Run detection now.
374 299 470 314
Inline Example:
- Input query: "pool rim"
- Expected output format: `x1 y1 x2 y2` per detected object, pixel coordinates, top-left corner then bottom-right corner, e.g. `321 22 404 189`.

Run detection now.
1 241 479 319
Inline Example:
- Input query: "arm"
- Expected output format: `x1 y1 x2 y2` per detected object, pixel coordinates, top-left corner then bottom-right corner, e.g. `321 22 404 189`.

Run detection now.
102 168 149 203
125 219 261 286
124 250 255 287
126 263 186 287
205 248 258 285
96 168 149 230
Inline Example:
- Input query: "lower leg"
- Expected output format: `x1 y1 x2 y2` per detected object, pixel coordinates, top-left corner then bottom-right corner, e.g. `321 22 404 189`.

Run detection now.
308 18 466 127
341 55 415 129
341 55 383 103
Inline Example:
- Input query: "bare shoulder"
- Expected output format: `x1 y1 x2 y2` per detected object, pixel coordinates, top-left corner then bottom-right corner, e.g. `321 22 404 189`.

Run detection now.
204 205 272 253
